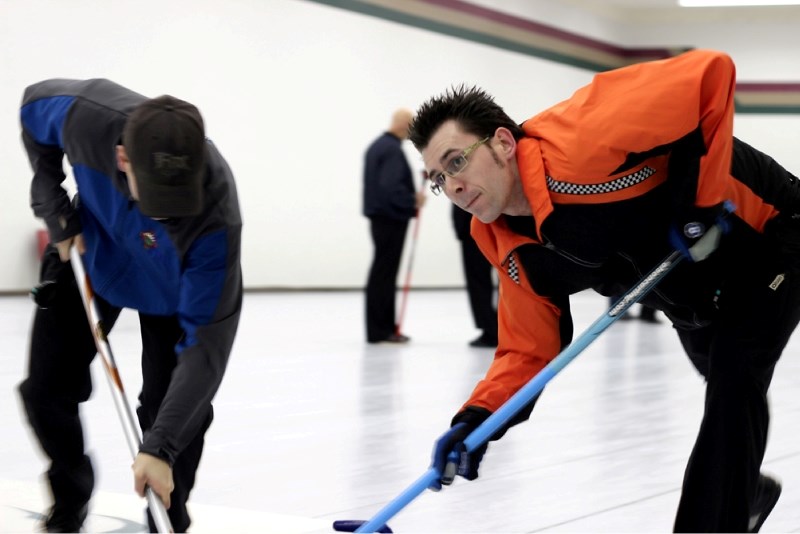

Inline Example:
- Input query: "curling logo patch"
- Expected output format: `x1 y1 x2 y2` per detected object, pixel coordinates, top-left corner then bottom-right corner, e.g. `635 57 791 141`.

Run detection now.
140 231 158 249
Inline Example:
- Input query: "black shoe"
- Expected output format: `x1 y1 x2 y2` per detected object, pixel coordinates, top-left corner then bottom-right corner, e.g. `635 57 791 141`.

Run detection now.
749 474 781 532
42 503 88 533
368 333 410 344
469 334 497 348
43 456 93 532
377 333 410 344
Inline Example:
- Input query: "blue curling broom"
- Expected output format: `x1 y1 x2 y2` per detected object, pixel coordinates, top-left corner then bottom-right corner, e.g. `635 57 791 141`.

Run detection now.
335 245 690 533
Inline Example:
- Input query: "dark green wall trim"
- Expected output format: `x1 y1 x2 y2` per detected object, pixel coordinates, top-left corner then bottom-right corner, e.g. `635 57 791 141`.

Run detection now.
736 105 800 114
306 0 630 71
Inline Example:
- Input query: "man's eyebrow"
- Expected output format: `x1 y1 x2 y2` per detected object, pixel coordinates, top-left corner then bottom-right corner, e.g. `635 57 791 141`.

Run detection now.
438 147 458 165
424 148 457 176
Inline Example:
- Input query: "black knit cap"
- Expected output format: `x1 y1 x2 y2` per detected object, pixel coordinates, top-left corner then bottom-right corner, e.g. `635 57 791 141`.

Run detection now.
123 95 206 218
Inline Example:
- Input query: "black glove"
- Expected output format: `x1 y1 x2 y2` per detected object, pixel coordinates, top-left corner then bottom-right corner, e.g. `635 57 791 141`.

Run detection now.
30 244 71 308
669 200 735 262
428 407 491 491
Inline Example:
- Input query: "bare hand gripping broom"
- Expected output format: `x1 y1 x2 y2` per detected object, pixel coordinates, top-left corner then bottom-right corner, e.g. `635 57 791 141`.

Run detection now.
70 246 173 533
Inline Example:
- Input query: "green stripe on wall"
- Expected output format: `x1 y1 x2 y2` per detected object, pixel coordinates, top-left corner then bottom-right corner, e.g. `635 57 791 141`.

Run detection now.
307 0 619 71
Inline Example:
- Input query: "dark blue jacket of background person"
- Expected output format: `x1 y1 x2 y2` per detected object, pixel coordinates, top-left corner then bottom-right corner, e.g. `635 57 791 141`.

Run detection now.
363 132 416 220
20 78 243 465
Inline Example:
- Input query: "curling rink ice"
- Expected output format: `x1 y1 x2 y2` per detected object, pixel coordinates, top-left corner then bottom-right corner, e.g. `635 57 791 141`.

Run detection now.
1 289 799 532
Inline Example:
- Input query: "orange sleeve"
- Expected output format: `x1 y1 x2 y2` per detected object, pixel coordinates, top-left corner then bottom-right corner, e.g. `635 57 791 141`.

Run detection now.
461 250 563 413
526 49 737 208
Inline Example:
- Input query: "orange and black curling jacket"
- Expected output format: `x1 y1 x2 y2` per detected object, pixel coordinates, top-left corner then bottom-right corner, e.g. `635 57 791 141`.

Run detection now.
461 49 800 420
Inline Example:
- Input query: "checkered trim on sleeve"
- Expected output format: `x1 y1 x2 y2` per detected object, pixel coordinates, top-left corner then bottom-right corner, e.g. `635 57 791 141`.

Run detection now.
506 253 520 284
546 166 656 195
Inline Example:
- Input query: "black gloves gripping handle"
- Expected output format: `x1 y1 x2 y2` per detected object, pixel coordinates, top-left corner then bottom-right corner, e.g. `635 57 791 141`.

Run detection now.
669 200 735 262
429 407 492 491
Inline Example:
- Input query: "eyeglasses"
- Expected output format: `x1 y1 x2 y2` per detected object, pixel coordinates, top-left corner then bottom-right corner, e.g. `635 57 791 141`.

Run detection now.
426 137 490 196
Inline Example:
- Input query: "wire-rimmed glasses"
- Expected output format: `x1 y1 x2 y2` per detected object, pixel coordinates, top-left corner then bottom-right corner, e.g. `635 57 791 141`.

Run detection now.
425 136 490 195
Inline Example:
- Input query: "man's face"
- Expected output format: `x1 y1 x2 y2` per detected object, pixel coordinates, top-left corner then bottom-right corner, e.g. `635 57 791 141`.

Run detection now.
421 120 515 224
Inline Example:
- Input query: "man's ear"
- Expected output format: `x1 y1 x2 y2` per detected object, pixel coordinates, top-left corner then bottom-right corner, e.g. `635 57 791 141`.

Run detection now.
116 145 129 173
494 127 518 161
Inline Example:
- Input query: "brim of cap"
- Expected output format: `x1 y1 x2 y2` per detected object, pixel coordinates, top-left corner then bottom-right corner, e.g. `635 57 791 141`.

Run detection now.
136 176 203 218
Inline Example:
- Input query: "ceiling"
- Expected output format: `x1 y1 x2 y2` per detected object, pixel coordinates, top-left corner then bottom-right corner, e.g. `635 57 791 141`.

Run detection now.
463 0 800 23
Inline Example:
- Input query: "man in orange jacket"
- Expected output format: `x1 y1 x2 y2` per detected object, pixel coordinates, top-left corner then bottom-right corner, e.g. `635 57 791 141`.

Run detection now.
410 49 797 532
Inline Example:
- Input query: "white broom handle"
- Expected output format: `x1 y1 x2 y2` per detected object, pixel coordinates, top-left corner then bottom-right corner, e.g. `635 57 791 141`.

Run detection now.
70 246 173 533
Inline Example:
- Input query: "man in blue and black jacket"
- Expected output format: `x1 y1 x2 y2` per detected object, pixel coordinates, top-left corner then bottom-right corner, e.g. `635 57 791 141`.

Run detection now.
19 78 243 532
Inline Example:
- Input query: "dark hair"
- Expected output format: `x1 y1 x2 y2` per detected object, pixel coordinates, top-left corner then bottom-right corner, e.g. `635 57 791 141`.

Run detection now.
408 84 524 151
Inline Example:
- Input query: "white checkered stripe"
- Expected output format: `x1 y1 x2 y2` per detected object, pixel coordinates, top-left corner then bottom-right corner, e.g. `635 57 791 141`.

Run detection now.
506 253 520 284
546 166 656 196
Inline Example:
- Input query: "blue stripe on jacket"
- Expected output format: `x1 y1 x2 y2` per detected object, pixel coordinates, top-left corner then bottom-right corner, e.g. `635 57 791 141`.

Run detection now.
20 96 75 146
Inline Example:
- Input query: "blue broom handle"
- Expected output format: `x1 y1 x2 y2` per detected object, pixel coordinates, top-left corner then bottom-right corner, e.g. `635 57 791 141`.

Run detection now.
464 251 683 451
356 249 684 533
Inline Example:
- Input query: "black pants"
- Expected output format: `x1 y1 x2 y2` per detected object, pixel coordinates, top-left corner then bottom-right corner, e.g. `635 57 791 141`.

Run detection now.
18 246 212 532
673 240 800 532
458 234 497 340
366 216 409 342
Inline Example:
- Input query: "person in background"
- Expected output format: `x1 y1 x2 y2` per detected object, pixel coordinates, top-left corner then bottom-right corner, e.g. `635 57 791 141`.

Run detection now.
409 49 794 532
453 204 498 347
18 79 243 532
363 109 426 344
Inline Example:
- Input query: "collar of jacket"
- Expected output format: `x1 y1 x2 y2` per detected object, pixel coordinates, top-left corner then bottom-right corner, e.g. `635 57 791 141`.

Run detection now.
467 137 550 271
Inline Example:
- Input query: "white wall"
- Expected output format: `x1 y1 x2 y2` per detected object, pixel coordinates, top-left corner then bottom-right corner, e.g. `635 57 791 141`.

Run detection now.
606 6 800 171
1 0 798 291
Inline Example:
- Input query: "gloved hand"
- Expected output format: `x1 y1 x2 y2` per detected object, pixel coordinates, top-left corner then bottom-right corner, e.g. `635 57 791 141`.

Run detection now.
30 244 72 309
428 407 491 491
669 200 735 262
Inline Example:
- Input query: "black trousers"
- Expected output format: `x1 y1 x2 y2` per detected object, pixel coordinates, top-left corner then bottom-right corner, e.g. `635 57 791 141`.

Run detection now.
18 246 212 532
366 216 409 342
673 239 800 532
458 234 497 339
